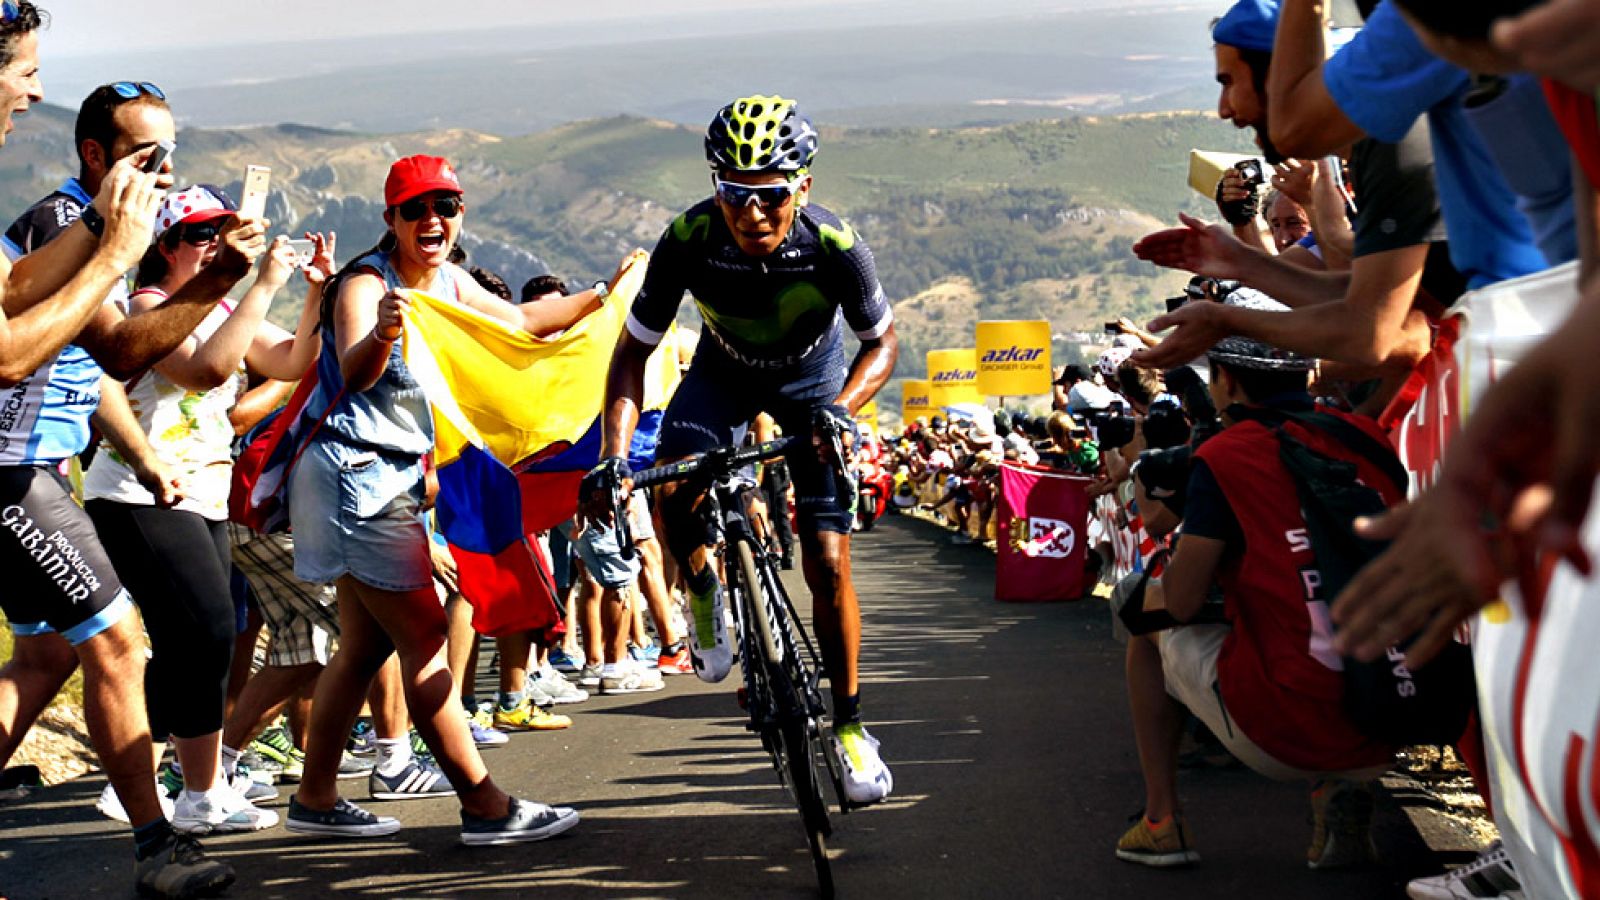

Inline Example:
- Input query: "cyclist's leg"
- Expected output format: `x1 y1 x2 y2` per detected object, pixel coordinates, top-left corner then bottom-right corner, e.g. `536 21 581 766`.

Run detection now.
654 354 759 681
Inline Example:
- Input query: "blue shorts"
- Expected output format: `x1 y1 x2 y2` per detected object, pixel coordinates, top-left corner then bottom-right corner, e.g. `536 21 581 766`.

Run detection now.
655 343 853 535
289 439 433 593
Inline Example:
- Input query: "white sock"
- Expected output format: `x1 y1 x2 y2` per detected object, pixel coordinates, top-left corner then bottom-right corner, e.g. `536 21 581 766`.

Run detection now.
376 737 412 777
600 662 622 678
220 745 240 781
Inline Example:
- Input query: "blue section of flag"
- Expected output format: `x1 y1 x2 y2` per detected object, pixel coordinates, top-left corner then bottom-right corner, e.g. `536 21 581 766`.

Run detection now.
437 443 524 556
523 410 665 474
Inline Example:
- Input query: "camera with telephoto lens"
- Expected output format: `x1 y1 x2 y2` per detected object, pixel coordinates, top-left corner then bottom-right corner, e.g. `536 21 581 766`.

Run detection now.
1136 444 1193 518
1090 402 1138 451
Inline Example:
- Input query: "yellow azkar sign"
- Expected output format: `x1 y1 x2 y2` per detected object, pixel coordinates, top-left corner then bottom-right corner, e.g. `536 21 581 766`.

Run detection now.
927 348 981 408
976 320 1052 396
900 379 931 422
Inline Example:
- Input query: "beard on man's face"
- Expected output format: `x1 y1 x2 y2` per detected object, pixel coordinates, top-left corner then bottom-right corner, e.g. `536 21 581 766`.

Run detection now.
1253 123 1287 165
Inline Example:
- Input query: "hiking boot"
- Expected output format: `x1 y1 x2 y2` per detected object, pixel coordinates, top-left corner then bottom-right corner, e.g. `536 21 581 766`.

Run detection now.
1406 840 1524 899
172 783 280 835
460 797 579 847
1115 811 1201 867
832 722 893 804
686 576 733 683
133 833 235 899
600 663 666 695
285 796 401 838
657 645 695 675
493 701 572 732
1308 780 1378 869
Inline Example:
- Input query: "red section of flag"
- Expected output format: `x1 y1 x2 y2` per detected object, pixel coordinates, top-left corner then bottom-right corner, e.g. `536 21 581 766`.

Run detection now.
995 463 1091 603
450 538 560 640
518 470 586 535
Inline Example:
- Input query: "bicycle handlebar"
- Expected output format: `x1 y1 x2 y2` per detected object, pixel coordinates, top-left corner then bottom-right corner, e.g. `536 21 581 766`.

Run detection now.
630 436 800 490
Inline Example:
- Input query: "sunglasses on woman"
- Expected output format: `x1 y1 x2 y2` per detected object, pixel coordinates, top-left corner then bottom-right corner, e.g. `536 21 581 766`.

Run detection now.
0 2 19 24
171 222 221 246
110 81 166 101
395 195 462 222
713 177 803 210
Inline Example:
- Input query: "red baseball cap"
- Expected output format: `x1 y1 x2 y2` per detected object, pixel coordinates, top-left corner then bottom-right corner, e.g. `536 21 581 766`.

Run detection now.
384 155 463 207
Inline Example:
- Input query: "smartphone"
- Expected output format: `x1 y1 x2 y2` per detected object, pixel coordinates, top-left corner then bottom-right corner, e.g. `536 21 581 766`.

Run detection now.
143 140 175 174
238 165 271 220
1103 322 1122 334
284 238 314 268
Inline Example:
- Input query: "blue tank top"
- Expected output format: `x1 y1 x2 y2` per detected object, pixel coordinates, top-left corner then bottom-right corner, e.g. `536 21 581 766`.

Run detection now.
308 251 457 456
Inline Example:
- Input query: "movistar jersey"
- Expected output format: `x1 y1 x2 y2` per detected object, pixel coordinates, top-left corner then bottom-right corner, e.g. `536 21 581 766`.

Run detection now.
625 200 893 371
0 179 125 466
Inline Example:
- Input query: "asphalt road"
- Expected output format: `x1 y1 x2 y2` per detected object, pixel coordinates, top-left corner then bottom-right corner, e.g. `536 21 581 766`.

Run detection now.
0 514 1480 899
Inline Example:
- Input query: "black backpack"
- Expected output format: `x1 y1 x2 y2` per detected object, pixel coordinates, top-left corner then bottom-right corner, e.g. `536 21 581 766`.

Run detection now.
1232 405 1477 748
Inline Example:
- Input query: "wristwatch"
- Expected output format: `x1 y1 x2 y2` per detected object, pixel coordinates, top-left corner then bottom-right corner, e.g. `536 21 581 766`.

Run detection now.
591 280 610 302
78 204 105 238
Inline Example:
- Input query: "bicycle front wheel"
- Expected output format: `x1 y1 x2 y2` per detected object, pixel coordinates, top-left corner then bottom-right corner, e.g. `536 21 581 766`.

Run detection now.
735 539 835 897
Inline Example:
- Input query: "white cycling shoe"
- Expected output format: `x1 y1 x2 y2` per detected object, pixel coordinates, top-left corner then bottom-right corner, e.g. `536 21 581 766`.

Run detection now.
686 581 734 683
832 723 893 805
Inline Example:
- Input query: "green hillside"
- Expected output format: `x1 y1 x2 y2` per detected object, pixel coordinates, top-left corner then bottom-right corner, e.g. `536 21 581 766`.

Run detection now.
0 107 1252 417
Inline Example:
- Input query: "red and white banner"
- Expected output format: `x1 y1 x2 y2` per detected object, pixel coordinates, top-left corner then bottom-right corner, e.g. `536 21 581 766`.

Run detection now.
995 462 1091 602
1386 262 1595 900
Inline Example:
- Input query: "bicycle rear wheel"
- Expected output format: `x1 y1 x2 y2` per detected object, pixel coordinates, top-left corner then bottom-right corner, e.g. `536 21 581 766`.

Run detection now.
735 539 835 898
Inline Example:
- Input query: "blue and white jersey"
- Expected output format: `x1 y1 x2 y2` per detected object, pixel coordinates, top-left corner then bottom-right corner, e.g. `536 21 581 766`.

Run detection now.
0 179 127 466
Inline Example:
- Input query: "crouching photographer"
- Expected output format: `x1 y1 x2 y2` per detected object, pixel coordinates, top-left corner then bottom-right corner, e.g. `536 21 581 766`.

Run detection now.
1113 293 1404 872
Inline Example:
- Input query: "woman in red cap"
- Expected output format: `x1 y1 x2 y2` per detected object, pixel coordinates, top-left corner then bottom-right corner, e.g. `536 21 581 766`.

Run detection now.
285 155 610 844
82 184 334 833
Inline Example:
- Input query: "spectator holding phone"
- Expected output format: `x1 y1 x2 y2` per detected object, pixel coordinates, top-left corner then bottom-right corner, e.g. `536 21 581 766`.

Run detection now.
80 185 332 834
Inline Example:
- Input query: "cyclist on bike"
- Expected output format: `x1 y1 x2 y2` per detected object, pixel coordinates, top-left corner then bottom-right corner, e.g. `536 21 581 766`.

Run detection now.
583 95 898 805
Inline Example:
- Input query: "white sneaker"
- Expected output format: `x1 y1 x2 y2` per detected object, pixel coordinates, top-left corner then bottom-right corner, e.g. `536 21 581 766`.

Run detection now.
529 665 589 705
171 783 279 834
599 662 665 695
1406 840 1523 899
686 579 733 683
832 723 893 805
95 779 174 824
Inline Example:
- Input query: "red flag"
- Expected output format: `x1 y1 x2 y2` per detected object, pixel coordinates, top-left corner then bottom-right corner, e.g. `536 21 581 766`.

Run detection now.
995 462 1091 602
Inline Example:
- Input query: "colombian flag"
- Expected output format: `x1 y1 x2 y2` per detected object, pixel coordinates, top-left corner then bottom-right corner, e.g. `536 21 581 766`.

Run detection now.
400 250 681 636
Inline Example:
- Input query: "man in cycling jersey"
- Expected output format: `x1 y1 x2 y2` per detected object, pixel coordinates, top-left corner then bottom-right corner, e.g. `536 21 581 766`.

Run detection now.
584 95 898 804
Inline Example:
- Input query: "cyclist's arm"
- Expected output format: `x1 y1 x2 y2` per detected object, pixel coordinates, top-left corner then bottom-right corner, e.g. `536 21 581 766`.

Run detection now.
833 235 899 414
601 329 652 459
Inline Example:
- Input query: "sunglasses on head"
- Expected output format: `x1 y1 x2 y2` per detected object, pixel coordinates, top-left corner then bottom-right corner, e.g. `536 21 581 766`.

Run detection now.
394 195 462 222
0 2 19 25
110 81 166 101
713 177 803 210
171 222 221 246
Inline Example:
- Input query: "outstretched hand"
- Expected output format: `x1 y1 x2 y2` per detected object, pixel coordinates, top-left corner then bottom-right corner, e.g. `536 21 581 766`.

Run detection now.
1130 296 1228 371
1332 292 1600 668
1131 213 1248 279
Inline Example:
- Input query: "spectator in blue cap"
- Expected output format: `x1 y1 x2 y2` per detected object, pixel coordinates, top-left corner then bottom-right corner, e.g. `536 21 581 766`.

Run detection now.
1211 0 1288 163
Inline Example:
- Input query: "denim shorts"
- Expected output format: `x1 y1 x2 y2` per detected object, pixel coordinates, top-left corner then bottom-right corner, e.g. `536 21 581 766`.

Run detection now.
568 517 640 590
289 438 433 593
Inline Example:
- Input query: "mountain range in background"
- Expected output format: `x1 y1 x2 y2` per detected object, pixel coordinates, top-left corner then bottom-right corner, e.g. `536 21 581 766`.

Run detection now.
14 2 1250 418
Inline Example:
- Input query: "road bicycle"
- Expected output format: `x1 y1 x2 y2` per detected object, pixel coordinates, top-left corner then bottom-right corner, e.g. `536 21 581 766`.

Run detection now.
619 429 856 897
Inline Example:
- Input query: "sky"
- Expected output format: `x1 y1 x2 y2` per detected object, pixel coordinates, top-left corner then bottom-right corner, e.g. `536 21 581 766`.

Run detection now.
47 0 1211 56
